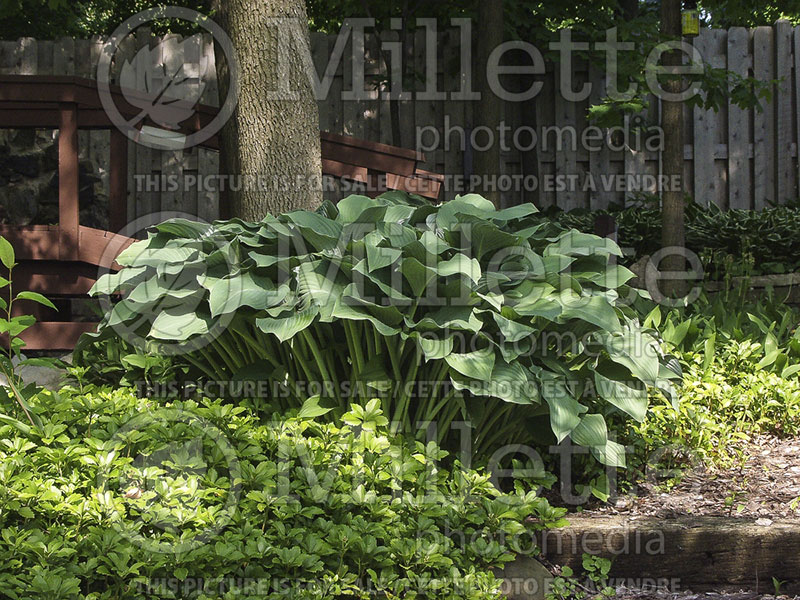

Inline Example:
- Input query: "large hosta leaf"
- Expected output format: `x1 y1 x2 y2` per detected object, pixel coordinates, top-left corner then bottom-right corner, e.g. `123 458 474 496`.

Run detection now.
445 346 495 381
208 273 288 317
559 291 622 333
539 372 586 442
594 362 648 422
150 309 209 341
256 308 319 343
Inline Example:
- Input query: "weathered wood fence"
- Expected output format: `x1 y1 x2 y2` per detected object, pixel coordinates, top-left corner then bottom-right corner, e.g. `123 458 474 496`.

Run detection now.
1 22 799 221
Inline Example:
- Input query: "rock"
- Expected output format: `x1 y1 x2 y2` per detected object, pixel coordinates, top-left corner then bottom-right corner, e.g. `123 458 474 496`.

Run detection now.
498 556 551 600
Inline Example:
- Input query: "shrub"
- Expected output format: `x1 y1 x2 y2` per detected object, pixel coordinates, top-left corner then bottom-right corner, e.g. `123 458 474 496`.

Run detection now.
552 199 800 277
80 193 679 466
0 386 566 599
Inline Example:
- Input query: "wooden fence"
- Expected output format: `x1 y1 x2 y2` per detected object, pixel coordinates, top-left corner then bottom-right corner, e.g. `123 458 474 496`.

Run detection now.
1 22 799 221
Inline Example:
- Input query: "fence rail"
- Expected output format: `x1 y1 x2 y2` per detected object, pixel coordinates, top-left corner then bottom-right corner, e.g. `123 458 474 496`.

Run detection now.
1 23 799 218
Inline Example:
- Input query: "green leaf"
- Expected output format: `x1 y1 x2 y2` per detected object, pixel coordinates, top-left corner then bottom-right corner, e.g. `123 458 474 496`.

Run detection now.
539 372 586 442
149 309 209 341
208 272 287 317
15 291 57 311
256 309 318 343
445 347 495 381
0 412 31 434
559 291 621 333
594 364 648 422
570 414 608 448
298 396 333 419
0 236 15 269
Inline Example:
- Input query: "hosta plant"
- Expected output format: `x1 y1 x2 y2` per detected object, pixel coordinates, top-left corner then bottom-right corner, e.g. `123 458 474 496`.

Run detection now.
80 193 679 464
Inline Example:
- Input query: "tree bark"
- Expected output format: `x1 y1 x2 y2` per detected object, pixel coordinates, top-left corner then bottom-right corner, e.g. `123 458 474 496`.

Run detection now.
472 0 504 207
659 0 685 296
214 0 323 220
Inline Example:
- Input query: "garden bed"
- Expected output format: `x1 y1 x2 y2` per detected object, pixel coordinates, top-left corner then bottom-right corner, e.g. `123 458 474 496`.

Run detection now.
509 436 800 599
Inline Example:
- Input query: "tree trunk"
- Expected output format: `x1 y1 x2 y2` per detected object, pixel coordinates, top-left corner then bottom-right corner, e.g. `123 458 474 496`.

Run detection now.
472 0 504 207
659 0 685 296
214 0 322 220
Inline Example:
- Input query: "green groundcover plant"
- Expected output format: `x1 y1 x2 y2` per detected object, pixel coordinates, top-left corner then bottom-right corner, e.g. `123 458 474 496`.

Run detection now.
79 192 680 466
622 291 800 473
0 386 567 600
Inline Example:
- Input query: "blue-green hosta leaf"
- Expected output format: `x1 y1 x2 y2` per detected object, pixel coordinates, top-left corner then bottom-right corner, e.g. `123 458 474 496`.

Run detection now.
490 312 536 343
410 306 483 333
445 346 495 381
155 219 212 239
578 265 636 288
406 333 453 361
491 203 538 222
149 309 209 341
379 221 417 248
600 321 661 385
436 193 496 229
400 257 437 297
539 372 586 442
256 308 319 342
282 210 343 251
594 363 648 422
127 276 199 305
331 300 401 336
108 299 139 327
558 291 621 333
366 243 402 272
477 291 504 311
592 439 627 468
90 267 148 296
117 244 198 267
208 273 288 317
437 254 481 285
351 260 412 303
542 254 576 273
545 230 623 258
420 230 448 255
570 413 608 448
453 218 522 261
297 261 346 319
336 194 388 224
336 285 405 332
513 294 562 321
491 361 539 404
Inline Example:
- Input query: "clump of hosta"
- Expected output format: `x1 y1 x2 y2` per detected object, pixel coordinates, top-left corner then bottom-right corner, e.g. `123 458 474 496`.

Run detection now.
83 192 679 464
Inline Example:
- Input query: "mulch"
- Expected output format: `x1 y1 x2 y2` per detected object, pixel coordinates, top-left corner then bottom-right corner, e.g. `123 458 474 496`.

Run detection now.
582 435 800 521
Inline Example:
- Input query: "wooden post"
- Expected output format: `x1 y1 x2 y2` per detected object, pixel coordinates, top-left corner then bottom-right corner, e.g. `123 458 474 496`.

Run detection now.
109 129 128 233
59 103 79 260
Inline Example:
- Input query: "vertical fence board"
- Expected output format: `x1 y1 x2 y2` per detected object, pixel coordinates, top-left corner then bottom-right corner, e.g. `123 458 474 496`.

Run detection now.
795 26 800 193
18 38 37 74
727 27 752 209
693 29 715 207
553 68 580 210
54 37 75 75
753 26 775 209
775 20 795 204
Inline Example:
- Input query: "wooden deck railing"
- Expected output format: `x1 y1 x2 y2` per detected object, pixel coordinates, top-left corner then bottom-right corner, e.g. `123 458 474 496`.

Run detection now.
0 75 442 350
